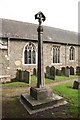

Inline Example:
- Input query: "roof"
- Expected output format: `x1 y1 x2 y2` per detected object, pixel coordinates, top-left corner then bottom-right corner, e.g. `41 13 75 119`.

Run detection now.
0 18 78 45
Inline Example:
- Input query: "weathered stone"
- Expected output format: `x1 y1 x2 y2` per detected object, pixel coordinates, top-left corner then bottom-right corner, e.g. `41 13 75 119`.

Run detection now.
16 70 30 83
45 66 50 78
65 66 70 77
76 66 80 76
73 81 80 89
33 68 37 76
61 67 66 76
20 93 68 114
20 12 68 115
45 66 55 80
0 75 10 83
30 87 53 100
70 66 74 75
50 66 55 76
24 70 30 83
50 66 55 80
56 69 61 76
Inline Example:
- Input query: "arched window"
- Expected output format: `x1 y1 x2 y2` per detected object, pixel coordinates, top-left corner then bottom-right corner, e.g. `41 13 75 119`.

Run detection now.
69 46 75 60
24 42 36 64
53 46 60 63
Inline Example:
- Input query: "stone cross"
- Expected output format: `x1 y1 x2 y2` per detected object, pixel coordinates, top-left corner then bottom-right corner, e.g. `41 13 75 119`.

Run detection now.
35 11 46 88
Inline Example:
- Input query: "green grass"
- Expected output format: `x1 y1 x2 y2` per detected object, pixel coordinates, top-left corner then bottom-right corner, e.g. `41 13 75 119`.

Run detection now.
31 75 77 85
30 76 53 85
2 75 77 87
2 75 79 118
2 81 28 87
51 82 79 117
55 75 77 81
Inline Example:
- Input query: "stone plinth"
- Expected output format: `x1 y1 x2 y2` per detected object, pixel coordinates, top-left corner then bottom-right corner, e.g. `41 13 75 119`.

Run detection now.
20 93 68 114
30 87 53 100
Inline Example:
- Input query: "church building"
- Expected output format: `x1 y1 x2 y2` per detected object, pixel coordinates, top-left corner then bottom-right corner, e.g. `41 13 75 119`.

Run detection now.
0 18 79 80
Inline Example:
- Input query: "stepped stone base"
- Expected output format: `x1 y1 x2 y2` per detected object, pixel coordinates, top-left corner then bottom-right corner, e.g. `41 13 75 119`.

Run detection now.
20 92 68 114
30 86 53 100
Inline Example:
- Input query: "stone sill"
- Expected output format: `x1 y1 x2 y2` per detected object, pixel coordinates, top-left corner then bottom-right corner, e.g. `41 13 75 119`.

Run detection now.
51 63 62 66
23 64 37 66
69 60 75 62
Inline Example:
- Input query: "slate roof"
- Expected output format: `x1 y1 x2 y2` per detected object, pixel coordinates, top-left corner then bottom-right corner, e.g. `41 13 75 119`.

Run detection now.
0 18 78 45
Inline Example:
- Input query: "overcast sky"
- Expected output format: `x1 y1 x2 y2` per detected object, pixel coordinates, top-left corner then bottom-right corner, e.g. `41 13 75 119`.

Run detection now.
0 0 79 32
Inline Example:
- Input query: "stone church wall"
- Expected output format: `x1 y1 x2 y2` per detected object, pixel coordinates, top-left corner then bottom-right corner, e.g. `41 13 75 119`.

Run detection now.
0 39 9 76
0 39 79 79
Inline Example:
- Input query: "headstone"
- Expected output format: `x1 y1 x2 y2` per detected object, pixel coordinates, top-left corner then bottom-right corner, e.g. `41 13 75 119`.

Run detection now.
70 66 74 75
65 66 70 77
21 70 25 81
76 66 80 76
50 66 55 80
56 69 58 75
16 69 19 80
61 67 66 76
33 68 37 76
24 70 30 83
45 66 50 78
16 70 30 83
45 66 55 80
73 81 80 89
16 69 22 81
56 69 61 76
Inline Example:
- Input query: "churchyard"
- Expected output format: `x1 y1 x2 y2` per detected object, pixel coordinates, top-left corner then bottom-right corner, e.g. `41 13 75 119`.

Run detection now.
2 74 80 119
1 12 80 119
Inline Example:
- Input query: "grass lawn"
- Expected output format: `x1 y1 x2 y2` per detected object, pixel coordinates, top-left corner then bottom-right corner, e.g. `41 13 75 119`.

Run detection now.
51 82 79 118
2 81 28 87
2 76 80 118
2 75 77 87
31 75 77 85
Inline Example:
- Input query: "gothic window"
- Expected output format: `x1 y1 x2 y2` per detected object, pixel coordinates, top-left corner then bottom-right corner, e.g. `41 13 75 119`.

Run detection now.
69 46 75 60
24 42 36 64
53 46 60 63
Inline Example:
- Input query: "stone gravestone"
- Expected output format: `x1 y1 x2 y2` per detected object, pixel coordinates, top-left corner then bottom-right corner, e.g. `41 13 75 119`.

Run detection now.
45 66 50 78
65 66 70 77
16 70 30 83
21 70 24 82
56 69 61 76
76 66 80 76
70 66 74 75
73 81 80 89
16 69 19 80
23 70 30 83
17 69 22 81
45 66 55 80
50 66 55 80
33 68 37 76
56 69 59 75
61 67 66 76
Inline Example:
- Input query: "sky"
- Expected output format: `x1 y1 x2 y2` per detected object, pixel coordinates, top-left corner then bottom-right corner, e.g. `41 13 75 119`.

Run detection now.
0 0 79 32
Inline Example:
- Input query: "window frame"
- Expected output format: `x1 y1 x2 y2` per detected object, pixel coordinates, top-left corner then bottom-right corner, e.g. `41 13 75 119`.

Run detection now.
69 46 75 60
52 45 60 64
22 42 37 65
